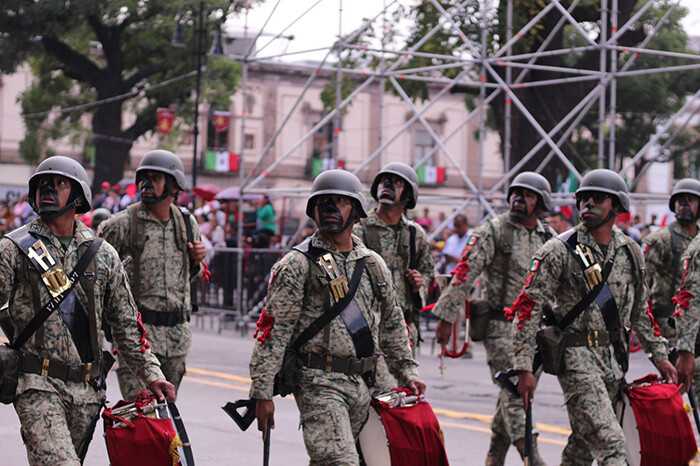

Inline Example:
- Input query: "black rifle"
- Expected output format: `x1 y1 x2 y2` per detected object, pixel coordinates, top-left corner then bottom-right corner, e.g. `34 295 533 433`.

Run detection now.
223 400 270 465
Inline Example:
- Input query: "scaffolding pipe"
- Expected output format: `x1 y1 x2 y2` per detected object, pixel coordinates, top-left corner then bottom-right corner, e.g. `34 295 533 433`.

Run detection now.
608 0 618 170
598 0 608 168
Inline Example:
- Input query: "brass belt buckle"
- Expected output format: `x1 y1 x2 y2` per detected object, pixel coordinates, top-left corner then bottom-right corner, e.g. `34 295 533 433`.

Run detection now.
325 355 333 372
41 358 50 377
587 330 599 347
85 362 92 382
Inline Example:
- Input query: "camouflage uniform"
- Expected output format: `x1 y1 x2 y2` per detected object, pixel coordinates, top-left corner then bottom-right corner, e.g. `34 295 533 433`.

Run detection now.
99 202 202 399
642 221 696 343
511 224 669 466
353 210 434 387
249 231 419 465
673 233 700 407
432 211 550 449
0 218 163 465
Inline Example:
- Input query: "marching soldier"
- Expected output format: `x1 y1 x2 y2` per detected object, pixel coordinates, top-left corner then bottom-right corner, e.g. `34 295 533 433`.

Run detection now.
0 156 173 465
512 169 676 466
643 178 700 342
433 172 553 465
353 162 434 351
249 169 424 465
99 150 205 399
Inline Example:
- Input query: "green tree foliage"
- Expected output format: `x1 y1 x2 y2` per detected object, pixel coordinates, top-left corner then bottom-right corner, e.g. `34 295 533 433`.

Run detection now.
372 0 699 184
0 0 249 189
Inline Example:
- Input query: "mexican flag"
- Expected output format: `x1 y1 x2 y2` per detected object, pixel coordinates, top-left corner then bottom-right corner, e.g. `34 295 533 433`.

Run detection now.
205 150 239 172
416 165 445 184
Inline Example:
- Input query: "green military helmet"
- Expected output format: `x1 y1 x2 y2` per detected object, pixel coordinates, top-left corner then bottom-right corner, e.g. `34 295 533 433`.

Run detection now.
575 169 630 213
306 169 368 218
507 171 553 211
370 162 420 209
136 150 189 191
28 155 92 214
669 178 700 212
91 207 112 230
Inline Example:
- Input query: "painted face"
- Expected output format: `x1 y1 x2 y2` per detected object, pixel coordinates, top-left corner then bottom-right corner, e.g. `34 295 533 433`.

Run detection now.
36 174 74 218
377 174 405 205
577 191 615 229
675 193 700 225
314 194 354 234
509 187 539 219
138 170 168 205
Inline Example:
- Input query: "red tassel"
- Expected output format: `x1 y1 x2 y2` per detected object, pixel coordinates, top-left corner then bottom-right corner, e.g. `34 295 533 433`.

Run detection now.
504 291 536 329
451 260 470 285
254 309 275 344
672 288 692 315
645 297 661 337
201 261 212 283
136 312 150 353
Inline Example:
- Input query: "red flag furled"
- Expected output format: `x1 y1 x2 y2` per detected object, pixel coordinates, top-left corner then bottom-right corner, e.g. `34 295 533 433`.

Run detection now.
212 111 230 132
156 108 174 135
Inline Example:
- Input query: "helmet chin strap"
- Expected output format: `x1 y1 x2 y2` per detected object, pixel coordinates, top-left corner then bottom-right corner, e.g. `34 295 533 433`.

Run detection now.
140 175 177 205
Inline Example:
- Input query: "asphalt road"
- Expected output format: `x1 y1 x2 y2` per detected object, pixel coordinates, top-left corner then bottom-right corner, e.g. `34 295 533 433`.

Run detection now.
0 320 694 465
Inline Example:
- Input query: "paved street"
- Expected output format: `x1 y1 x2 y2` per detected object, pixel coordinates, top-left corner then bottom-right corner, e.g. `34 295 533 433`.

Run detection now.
0 320 692 465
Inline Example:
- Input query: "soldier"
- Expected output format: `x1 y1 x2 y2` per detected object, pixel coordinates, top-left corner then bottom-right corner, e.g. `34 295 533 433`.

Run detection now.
433 172 553 465
643 178 700 342
512 169 676 466
0 156 173 465
99 150 205 399
353 162 434 350
249 169 425 465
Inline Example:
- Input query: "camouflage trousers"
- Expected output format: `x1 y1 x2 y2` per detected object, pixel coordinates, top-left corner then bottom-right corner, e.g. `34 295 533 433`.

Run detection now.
294 367 372 465
117 352 186 400
558 369 626 466
484 320 535 444
14 388 102 466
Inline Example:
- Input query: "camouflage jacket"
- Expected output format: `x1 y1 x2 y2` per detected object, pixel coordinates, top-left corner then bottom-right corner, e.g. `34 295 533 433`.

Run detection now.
511 224 668 373
249 230 419 400
99 202 203 357
0 218 163 401
673 233 700 353
642 221 696 316
353 210 434 322
432 212 552 324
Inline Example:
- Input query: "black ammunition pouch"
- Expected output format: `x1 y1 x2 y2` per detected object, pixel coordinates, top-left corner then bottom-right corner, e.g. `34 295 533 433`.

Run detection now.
0 345 20 404
536 326 566 375
468 299 491 342
273 350 301 397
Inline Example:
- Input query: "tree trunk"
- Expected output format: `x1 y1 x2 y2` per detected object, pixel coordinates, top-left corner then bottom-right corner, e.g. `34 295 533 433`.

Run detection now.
91 98 133 192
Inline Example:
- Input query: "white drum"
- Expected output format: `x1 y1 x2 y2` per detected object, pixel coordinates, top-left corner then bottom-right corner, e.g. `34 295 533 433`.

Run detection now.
358 405 391 466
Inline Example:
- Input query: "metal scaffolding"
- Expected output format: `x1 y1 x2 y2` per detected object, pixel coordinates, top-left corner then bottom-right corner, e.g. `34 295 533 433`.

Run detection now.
215 0 699 313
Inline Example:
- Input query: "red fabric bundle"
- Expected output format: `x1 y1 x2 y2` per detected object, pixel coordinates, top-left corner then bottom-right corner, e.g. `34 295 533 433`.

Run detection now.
372 396 449 466
626 374 697 466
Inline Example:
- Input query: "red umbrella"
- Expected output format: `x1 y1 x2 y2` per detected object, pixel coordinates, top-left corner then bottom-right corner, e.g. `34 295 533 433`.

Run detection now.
192 184 221 201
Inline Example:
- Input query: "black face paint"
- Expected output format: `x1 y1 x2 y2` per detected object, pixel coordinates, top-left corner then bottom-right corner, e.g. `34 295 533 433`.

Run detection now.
580 201 616 229
378 178 398 205
509 190 531 219
676 196 697 226
138 173 173 205
316 197 345 234
37 177 62 218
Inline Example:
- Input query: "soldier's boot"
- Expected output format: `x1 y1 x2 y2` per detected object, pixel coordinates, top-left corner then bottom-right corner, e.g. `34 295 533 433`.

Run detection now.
485 433 510 466
514 437 547 466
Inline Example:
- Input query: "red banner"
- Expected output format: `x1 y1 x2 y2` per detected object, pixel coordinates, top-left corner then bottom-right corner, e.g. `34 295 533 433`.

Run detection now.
212 111 230 132
156 108 174 135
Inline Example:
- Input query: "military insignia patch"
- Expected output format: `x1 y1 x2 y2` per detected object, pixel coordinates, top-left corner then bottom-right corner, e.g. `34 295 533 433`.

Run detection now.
523 259 539 288
467 235 478 246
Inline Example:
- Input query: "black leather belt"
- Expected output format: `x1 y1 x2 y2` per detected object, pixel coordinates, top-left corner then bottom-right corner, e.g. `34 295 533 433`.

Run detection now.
139 309 186 326
565 331 611 348
300 352 376 375
21 353 97 383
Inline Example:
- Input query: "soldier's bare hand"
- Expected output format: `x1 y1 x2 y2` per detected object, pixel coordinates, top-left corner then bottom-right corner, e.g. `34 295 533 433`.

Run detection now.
187 241 206 263
406 269 423 293
406 378 426 395
256 399 275 442
517 371 536 410
149 379 176 402
657 358 678 385
435 319 452 345
676 351 695 389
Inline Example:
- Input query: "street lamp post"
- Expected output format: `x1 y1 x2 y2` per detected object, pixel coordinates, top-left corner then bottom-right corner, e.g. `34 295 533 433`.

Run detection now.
172 1 226 188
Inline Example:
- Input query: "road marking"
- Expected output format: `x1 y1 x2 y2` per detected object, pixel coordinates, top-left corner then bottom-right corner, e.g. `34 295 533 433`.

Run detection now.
183 376 250 393
186 366 571 437
438 420 567 446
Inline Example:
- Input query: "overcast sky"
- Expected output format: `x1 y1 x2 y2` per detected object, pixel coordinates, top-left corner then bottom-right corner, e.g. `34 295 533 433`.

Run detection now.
225 0 700 62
